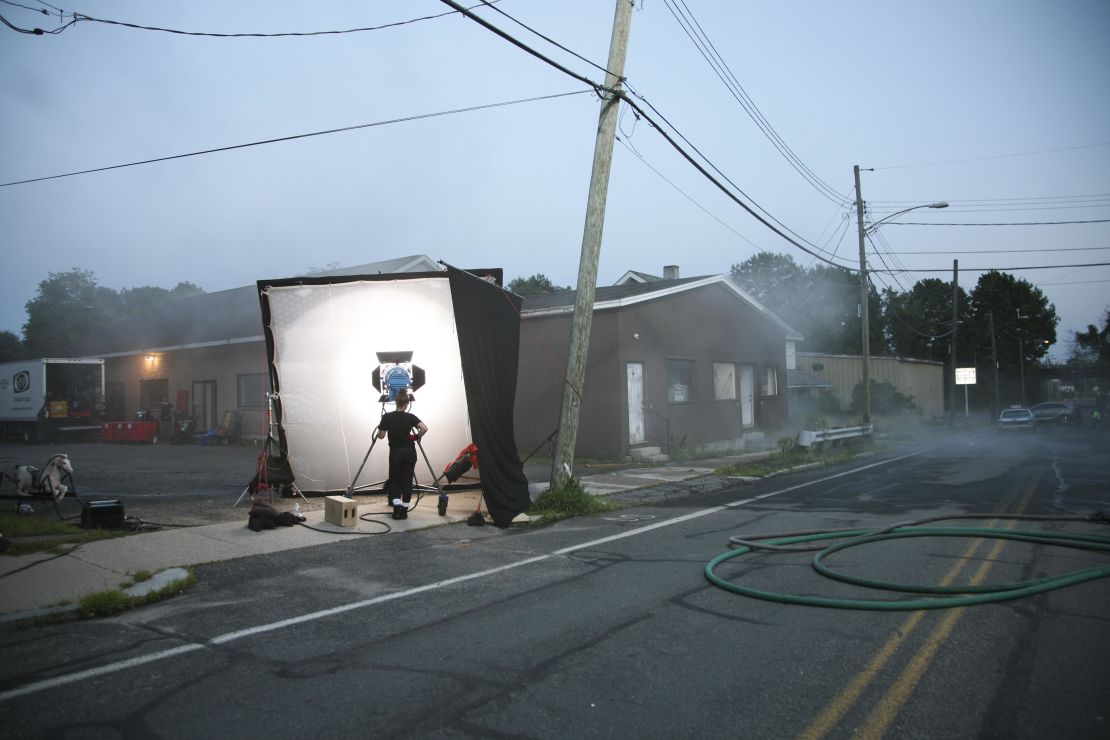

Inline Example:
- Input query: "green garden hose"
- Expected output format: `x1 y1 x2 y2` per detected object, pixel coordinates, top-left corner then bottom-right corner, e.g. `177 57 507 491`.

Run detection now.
705 514 1110 610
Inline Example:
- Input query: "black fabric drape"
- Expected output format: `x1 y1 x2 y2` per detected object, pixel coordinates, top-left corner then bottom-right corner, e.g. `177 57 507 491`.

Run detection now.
446 266 531 526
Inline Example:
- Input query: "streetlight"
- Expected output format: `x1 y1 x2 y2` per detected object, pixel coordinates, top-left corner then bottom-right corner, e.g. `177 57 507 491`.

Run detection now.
853 164 948 425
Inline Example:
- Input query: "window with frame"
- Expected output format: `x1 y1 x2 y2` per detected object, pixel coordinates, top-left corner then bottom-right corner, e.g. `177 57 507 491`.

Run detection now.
762 366 779 397
667 359 695 403
237 373 269 408
713 362 736 401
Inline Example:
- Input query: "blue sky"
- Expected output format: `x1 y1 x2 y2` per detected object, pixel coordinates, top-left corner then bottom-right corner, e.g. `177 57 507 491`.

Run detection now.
2 1 1108 359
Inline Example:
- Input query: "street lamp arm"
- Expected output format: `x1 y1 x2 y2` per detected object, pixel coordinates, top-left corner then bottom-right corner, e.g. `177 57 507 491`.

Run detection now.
866 202 948 233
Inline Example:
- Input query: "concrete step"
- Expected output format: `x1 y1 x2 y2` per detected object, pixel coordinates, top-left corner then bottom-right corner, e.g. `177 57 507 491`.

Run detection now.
629 445 662 460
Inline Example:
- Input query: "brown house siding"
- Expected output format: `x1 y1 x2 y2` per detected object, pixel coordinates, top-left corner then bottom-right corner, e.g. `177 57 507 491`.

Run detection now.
104 341 268 439
516 282 789 460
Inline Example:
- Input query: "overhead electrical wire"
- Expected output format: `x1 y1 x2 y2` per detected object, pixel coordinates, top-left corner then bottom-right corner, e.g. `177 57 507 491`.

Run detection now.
475 0 616 79
889 245 1110 255
886 219 1110 227
615 136 763 250
1 2 504 38
434 0 856 270
659 0 849 207
0 90 591 187
873 141 1110 171
0 8 74 33
869 262 1110 274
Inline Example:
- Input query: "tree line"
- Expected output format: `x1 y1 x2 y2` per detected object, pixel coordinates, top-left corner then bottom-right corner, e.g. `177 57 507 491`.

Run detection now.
0 269 204 361
4 262 1105 407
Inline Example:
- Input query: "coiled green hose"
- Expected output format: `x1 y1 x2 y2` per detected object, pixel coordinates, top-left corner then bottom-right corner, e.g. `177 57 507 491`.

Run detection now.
705 517 1110 610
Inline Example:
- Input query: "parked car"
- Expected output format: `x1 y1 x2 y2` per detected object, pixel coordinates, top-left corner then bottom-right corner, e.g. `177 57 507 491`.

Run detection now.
1030 401 1079 426
997 407 1035 432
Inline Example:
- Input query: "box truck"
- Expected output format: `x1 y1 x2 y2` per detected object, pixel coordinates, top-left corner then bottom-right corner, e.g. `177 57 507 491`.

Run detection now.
0 358 106 441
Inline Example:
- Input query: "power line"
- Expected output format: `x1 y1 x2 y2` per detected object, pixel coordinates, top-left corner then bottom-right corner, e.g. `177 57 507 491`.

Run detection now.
475 0 616 79
886 219 1110 227
1040 278 1110 287
870 262 1110 274
0 9 75 33
658 0 848 207
43 3 502 38
873 141 1110 171
615 137 762 250
890 246 1110 255
0 90 592 187
435 0 856 270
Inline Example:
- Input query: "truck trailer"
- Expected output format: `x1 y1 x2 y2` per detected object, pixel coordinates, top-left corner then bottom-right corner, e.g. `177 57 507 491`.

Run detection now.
0 358 106 441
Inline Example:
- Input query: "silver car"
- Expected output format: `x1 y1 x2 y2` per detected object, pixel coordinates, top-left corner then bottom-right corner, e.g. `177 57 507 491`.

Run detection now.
1030 401 1079 425
998 407 1035 432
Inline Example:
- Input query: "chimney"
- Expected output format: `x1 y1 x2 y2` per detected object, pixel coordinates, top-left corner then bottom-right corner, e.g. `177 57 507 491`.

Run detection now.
663 265 680 280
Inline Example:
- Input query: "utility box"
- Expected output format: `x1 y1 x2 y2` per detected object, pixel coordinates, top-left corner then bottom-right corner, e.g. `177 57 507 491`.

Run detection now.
324 495 357 527
80 499 125 529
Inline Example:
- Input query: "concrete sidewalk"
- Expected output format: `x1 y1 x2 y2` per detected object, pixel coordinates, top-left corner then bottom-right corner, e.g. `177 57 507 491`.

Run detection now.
0 463 725 622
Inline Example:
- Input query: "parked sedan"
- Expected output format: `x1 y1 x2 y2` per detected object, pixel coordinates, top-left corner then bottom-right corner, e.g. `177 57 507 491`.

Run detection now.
1030 401 1079 426
998 407 1036 432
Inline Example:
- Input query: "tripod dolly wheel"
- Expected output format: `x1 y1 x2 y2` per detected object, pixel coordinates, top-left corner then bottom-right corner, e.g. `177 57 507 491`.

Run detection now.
437 493 448 516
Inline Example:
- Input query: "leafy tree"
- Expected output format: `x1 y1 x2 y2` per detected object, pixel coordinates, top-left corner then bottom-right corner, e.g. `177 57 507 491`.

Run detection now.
21 270 207 356
119 282 205 315
1071 309 1110 365
965 270 1058 406
23 269 122 356
509 273 570 297
0 330 26 362
883 278 970 364
730 252 887 355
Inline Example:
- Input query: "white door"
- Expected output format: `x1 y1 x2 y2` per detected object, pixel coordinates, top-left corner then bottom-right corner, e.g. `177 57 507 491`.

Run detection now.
739 365 755 428
627 362 645 444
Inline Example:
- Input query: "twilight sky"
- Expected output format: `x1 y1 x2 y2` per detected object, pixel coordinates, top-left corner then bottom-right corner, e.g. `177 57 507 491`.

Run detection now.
2 1 1108 360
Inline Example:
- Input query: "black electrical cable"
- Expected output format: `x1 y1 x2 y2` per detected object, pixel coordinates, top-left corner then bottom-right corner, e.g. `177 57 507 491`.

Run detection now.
0 90 592 188
660 0 849 207
435 0 854 269
61 2 502 38
0 9 74 33
886 219 1110 227
870 261 1110 274
0 542 86 580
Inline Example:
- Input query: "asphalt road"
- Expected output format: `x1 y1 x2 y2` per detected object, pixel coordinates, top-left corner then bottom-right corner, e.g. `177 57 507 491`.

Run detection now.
2 426 1109 738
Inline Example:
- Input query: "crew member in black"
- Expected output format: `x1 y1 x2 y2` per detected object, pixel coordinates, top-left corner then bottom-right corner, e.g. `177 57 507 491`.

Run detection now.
376 388 428 520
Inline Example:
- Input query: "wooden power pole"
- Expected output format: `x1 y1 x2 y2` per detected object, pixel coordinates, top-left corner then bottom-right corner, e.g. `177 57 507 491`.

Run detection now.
551 0 634 489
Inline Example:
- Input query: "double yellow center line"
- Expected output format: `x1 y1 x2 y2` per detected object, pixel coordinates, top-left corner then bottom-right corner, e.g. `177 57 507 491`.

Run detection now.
801 476 1039 740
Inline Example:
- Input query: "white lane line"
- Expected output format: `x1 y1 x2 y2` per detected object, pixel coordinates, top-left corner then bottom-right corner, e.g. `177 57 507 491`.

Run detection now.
0 449 922 702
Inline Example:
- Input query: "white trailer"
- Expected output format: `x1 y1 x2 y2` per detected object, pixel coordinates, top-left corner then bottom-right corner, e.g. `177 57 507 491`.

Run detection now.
0 358 106 441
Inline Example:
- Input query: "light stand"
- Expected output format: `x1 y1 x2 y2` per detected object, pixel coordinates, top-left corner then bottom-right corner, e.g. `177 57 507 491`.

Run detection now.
234 393 306 507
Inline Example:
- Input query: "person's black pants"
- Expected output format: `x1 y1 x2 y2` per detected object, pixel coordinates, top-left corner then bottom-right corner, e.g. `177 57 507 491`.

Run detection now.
388 444 417 503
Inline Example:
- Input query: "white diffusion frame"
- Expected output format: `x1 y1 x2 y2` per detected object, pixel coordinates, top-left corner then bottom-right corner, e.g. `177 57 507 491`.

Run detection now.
264 278 473 492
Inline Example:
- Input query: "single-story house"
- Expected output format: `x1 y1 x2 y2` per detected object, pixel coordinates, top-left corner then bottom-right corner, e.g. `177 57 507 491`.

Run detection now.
514 269 802 459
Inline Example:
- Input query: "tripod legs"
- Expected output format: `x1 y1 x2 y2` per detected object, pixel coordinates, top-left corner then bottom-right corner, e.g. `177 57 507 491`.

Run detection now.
346 430 380 496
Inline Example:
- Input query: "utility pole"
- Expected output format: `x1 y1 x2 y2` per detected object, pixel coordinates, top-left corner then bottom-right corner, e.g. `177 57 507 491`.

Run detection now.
949 259 959 426
989 311 1000 416
551 0 633 489
853 164 871 426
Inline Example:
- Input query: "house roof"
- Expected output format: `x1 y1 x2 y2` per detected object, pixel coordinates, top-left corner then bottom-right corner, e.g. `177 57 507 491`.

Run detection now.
521 274 803 341
612 270 662 285
60 255 442 358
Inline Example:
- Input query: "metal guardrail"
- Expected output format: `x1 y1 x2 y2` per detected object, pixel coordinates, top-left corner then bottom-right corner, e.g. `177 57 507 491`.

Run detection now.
797 424 873 448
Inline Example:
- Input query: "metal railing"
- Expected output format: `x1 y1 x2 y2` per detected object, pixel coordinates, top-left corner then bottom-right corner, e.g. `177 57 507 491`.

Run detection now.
797 424 873 448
